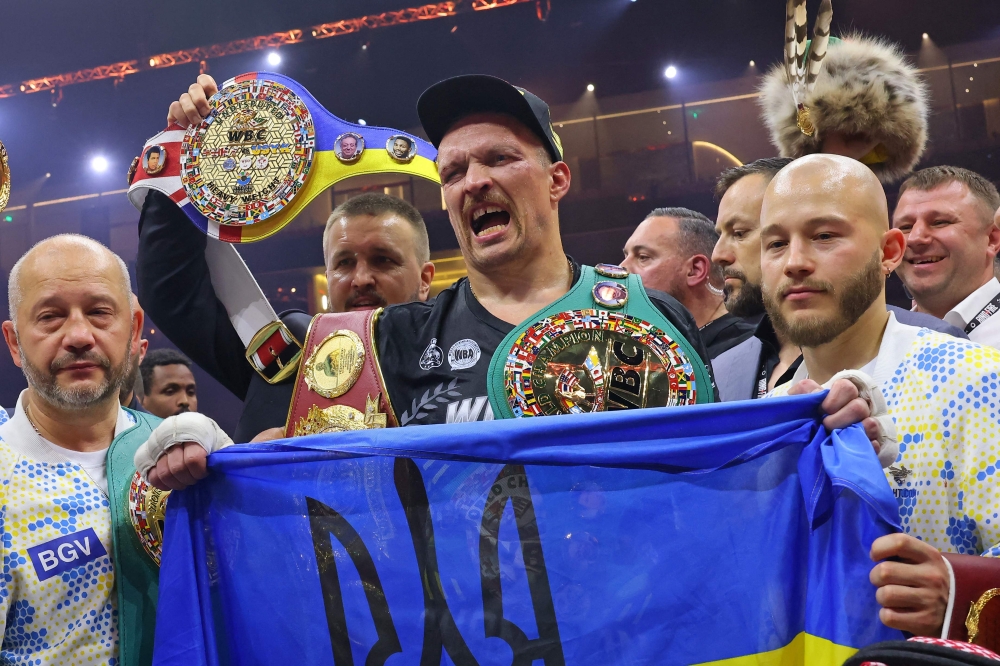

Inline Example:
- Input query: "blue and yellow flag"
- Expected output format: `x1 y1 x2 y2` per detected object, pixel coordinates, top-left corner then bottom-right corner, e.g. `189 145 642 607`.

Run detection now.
153 393 904 665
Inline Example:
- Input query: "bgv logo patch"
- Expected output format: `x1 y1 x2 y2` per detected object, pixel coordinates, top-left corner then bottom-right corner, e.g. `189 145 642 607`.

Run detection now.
28 528 107 581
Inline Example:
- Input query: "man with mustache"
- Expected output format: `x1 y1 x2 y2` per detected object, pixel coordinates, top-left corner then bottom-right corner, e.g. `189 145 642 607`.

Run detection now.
711 158 966 403
138 348 198 418
893 166 1000 350
141 75 886 495
137 88 435 442
0 234 160 665
764 154 1000 642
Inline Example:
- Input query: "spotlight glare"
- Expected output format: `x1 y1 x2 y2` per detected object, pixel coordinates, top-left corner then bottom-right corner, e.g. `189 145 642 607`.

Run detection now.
267 52 281 67
586 83 595 92
922 32 929 39
664 66 677 79
358 119 367 126
45 173 51 178
749 60 755 67
90 156 109 173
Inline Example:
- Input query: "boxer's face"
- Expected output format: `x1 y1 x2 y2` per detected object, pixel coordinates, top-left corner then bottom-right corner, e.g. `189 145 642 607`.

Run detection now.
147 152 160 171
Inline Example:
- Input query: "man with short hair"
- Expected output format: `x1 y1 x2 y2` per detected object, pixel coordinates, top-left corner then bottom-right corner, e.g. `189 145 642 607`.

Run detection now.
138 86 436 441
893 166 1000 349
711 158 966 402
139 348 198 418
0 234 158 664
324 192 435 311
763 154 1000 641
623 206 755 357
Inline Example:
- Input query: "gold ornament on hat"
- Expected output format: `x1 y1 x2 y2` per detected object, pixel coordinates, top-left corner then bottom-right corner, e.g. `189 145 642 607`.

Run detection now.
784 0 832 137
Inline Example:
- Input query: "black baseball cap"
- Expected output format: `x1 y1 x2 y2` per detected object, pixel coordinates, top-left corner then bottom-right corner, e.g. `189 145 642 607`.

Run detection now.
417 74 564 163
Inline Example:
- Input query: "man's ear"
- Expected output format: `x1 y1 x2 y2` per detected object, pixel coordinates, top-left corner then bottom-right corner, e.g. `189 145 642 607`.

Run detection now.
131 308 145 359
987 221 1000 260
1 321 22 369
688 255 711 287
881 228 906 273
418 261 436 302
549 161 572 205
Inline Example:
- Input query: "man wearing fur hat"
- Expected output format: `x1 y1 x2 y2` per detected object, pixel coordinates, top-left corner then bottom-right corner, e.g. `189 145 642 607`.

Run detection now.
759 0 928 184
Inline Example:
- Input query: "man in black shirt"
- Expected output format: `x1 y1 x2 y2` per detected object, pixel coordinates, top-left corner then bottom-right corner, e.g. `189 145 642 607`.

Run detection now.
140 76 888 491
138 74 712 446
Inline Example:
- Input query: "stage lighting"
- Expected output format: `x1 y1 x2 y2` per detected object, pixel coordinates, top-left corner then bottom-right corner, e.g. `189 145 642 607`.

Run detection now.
664 66 677 79
3 215 12 223
749 60 756 67
587 84 595 92
922 33 929 40
91 156 109 173
358 119 367 126
267 52 281 67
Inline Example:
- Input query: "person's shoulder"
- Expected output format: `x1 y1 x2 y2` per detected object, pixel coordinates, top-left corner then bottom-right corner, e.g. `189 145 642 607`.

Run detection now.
890 306 968 339
380 282 463 327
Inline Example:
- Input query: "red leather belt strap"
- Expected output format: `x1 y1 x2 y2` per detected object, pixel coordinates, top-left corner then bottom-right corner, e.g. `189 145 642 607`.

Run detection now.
284 308 398 438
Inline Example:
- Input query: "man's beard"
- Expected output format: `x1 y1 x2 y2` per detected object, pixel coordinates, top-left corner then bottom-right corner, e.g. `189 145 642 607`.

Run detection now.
722 267 766 318
20 343 132 411
763 250 884 348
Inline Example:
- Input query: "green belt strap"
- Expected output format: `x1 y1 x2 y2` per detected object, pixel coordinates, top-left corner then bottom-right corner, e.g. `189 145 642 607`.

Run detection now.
487 265 714 419
106 409 162 666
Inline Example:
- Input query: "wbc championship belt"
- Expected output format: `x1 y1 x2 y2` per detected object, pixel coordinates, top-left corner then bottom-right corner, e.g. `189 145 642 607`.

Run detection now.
125 71 440 385
487 264 714 419
0 139 9 214
284 309 397 437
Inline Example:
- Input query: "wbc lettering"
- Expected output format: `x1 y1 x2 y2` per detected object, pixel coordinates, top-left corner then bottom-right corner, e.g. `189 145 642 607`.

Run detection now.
307 459 565 665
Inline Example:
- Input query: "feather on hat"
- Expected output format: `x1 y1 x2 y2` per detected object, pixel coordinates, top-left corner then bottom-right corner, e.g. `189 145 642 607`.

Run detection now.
759 32 929 183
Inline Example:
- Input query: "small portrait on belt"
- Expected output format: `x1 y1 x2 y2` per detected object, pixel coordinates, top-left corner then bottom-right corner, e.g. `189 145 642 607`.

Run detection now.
335 132 365 162
386 135 416 162
143 145 166 175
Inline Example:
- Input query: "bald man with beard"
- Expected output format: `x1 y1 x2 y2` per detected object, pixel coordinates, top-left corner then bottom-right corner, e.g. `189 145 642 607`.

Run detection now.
764 155 1000 643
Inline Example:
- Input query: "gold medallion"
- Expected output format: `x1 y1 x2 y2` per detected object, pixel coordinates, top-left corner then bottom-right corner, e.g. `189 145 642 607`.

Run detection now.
0 140 10 213
293 393 388 436
128 471 170 566
796 104 816 137
181 79 315 225
304 329 365 398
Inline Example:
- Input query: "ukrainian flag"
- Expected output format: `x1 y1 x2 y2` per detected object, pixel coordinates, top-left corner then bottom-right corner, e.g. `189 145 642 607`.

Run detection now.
153 392 903 665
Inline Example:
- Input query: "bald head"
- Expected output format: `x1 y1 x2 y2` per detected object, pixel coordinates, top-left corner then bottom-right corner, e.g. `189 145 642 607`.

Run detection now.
8 234 131 327
758 154 905 349
763 154 889 237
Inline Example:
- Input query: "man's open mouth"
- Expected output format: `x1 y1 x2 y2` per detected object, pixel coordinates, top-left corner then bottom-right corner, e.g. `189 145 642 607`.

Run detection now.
469 205 511 237
907 256 944 265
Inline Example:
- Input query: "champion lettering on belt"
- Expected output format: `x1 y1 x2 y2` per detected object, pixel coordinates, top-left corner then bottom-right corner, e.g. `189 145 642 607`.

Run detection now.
27 527 108 581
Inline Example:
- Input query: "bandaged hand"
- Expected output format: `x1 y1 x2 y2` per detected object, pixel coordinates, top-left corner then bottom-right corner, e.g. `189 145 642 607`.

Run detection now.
134 412 234 491
787 370 898 467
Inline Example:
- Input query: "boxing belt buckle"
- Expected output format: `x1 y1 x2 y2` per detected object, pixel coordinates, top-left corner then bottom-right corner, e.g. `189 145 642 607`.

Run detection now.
285 308 398 438
486 263 715 419
246 320 303 384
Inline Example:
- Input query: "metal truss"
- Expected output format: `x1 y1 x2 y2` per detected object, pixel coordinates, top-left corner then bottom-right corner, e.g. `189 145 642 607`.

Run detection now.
0 0 536 99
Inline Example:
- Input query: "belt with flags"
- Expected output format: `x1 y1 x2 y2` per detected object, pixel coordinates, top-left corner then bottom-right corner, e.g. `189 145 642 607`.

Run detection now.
125 70 441 383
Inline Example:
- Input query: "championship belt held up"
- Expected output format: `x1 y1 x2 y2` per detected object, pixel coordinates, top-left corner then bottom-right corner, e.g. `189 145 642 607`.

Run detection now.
126 71 441 385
